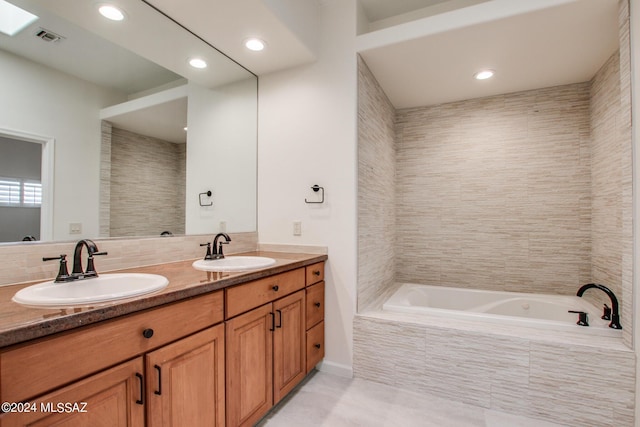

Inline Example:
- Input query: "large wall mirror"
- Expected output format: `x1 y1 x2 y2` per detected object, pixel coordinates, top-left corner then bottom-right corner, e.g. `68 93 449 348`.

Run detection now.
0 0 257 243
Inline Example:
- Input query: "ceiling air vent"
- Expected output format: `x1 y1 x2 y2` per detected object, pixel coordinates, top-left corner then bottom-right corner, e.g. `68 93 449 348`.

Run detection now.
35 28 65 43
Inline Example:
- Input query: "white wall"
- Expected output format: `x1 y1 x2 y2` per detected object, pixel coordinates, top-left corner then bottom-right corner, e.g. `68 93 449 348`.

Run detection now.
186 78 258 235
0 50 125 241
257 0 358 375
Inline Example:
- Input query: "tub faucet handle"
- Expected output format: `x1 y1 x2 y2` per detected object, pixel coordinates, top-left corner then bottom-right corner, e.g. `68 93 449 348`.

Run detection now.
601 304 611 321
568 310 589 327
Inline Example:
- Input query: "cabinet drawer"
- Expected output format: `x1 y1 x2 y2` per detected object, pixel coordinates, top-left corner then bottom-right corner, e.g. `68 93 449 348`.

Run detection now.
305 281 324 330
1 291 223 403
225 269 305 319
306 321 324 373
305 262 324 286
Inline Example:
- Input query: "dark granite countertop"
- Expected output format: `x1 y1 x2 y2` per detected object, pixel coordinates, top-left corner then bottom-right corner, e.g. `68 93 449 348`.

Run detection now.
0 251 327 348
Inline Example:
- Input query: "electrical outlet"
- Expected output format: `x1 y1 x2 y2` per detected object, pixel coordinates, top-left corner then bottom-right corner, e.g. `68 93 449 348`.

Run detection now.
219 221 227 232
293 221 302 236
69 223 82 234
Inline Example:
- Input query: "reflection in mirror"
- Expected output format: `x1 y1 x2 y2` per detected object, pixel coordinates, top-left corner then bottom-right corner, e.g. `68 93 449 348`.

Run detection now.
0 135 42 242
0 0 257 243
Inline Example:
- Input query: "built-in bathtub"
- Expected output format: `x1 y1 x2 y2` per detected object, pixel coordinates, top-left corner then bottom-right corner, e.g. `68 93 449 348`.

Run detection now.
382 283 621 336
354 282 635 426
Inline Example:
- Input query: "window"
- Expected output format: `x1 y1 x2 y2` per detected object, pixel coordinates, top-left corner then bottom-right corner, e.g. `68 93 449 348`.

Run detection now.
0 177 41 206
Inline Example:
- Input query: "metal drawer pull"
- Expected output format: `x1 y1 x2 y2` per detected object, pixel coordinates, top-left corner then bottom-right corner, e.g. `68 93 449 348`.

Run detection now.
269 312 275 331
272 285 279 291
135 373 144 405
314 344 321 349
313 270 321 276
314 302 321 307
154 365 162 395
276 310 282 328
142 328 154 339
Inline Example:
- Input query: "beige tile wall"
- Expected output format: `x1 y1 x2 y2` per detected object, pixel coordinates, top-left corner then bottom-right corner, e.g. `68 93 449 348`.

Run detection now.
357 56 398 311
590 47 633 336
617 0 633 349
395 82 593 295
108 127 186 237
354 312 635 427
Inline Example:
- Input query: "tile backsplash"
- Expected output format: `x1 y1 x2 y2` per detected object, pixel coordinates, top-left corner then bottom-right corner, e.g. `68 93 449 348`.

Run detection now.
0 232 258 286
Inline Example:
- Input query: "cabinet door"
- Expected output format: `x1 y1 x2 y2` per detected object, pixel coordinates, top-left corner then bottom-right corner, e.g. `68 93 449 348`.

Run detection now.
273 290 306 403
1 358 144 427
226 304 273 427
146 325 225 427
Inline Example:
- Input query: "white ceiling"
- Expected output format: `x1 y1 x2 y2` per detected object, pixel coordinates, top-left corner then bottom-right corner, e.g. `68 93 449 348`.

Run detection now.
3 0 621 126
139 0 620 110
358 0 619 109
359 0 455 22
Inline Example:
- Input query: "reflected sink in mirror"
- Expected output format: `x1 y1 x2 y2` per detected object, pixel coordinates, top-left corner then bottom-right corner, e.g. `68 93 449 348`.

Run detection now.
12 273 169 308
192 256 276 272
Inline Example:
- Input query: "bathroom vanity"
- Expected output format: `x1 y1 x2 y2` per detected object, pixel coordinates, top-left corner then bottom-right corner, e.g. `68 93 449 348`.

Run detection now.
0 252 326 427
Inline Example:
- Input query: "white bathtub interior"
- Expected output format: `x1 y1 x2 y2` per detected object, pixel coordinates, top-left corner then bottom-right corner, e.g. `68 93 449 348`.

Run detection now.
383 283 621 336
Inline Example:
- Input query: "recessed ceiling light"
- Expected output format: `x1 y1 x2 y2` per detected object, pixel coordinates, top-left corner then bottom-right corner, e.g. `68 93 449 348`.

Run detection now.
244 38 266 52
474 70 495 80
0 0 38 36
189 58 207 69
98 4 125 21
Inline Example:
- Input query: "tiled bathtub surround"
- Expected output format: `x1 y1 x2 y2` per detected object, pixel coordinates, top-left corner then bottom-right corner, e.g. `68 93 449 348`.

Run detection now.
354 312 636 427
355 3 634 424
395 82 592 295
358 47 632 331
0 232 257 286
357 56 397 311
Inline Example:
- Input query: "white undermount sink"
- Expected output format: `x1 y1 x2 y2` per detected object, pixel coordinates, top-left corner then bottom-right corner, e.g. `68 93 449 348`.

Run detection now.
12 273 169 308
192 256 276 272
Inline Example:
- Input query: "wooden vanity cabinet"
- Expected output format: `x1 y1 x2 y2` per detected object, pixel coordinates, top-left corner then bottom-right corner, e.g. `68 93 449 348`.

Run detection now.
1 357 145 427
0 291 225 427
225 270 307 427
305 263 325 373
146 324 225 427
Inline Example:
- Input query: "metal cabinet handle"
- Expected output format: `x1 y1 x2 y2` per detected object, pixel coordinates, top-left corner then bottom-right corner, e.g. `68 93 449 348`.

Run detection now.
272 285 279 291
142 328 154 339
276 310 282 328
154 365 162 395
313 270 321 276
314 344 321 349
314 302 321 308
135 373 144 405
269 312 275 331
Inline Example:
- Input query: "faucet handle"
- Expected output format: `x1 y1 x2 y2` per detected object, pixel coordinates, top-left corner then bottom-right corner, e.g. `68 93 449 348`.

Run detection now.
86 251 108 276
200 243 213 260
218 240 230 257
601 304 611 320
568 310 589 327
43 254 71 283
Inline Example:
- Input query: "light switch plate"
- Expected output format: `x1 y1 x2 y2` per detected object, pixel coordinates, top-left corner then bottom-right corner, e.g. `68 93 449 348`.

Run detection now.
293 221 302 236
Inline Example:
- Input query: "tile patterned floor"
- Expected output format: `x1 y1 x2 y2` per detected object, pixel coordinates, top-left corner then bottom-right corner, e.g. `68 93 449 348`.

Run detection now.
257 371 568 427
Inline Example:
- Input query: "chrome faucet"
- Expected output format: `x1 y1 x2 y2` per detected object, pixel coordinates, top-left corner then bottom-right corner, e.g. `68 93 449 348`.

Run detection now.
576 283 622 329
71 239 108 280
212 233 231 259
